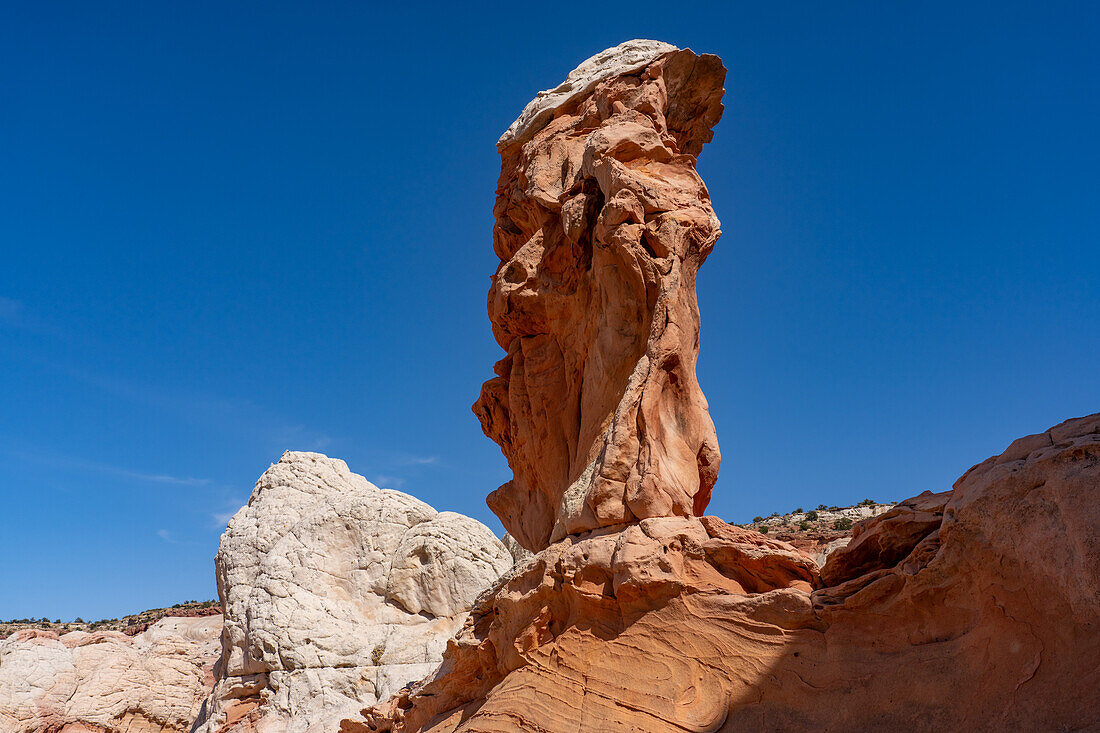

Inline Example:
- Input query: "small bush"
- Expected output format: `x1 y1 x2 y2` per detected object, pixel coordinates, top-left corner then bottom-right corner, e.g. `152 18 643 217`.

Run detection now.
817 504 828 511
752 516 764 523
794 507 803 513
833 517 853 531
805 511 819 521
858 498 876 507
759 525 770 534
798 520 810 531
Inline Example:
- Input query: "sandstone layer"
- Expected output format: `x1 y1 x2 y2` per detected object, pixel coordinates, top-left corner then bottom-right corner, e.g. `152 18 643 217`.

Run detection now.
473 39 727 552
348 413 1100 732
0 614 221 733
193 451 513 733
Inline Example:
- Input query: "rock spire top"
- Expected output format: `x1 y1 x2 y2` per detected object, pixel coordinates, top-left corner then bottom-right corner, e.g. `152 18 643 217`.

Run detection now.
498 39 679 148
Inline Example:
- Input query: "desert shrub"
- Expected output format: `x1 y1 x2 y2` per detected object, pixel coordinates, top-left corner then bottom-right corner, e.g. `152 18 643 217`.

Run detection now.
794 507 803 513
833 517 853 531
759 525 770 534
752 516 764 523
806 511 819 521
858 498 876 507
798 520 810 531
817 504 828 511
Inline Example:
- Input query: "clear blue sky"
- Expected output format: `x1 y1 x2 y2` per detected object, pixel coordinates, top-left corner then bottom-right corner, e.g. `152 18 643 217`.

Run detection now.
2 2 1097 620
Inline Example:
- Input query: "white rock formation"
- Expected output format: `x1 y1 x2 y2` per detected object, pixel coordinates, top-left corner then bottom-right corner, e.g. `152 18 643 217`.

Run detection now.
812 537 852 566
501 532 534 565
193 451 513 733
0 615 221 733
498 39 678 147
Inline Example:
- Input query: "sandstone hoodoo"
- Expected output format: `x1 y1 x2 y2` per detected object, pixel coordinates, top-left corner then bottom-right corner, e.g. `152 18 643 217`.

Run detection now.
473 39 726 553
344 40 1100 733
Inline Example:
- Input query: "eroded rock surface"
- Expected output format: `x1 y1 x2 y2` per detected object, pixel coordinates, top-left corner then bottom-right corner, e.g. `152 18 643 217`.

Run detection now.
473 39 727 552
194 451 513 733
0 615 221 733
349 415 1100 732
350 516 816 733
343 38 1099 733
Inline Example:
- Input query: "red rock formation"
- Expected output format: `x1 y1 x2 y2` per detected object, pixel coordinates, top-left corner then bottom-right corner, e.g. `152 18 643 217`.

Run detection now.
343 39 1099 733
817 489 948 586
349 517 817 733
472 39 726 552
347 414 1100 732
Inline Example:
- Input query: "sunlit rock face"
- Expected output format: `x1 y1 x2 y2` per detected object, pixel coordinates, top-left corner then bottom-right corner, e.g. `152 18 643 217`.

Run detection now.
192 451 513 733
342 38 1100 733
349 414 1100 733
0 615 221 733
473 39 727 553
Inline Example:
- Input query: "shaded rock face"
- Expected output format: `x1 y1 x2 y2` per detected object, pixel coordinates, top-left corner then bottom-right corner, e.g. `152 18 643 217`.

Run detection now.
473 39 727 552
193 452 513 733
350 517 818 733
350 415 1100 732
0 615 221 733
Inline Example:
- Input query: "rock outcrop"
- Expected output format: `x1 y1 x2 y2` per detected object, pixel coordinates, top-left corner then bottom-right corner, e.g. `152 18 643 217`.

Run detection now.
473 39 727 552
355 408 1100 733
348 412 1100 732
747 503 895 565
0 614 221 733
193 452 513 733
344 39 1100 733
349 518 817 733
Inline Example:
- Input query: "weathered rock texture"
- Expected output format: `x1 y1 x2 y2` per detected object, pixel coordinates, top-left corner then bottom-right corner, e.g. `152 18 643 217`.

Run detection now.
473 39 727 553
193 452 513 733
750 503 895 565
348 414 1100 732
344 39 1100 733
0 614 221 733
348 517 817 733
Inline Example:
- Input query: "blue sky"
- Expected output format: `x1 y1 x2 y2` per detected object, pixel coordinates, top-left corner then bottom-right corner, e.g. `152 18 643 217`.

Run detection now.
2 1 1097 620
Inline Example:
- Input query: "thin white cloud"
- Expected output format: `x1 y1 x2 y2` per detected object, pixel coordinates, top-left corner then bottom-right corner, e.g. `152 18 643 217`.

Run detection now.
406 455 438 465
6 445 211 487
156 528 197 546
372 474 406 488
211 510 237 527
113 468 210 486
5 343 335 455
